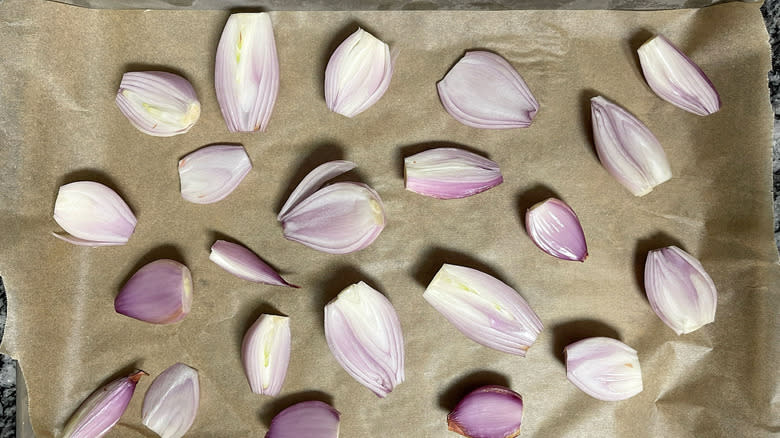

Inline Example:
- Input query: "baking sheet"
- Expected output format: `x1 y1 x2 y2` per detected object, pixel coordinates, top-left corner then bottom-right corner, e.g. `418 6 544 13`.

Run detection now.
0 0 777 436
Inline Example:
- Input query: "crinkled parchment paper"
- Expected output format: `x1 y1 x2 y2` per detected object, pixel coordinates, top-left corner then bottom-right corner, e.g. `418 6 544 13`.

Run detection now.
0 0 777 436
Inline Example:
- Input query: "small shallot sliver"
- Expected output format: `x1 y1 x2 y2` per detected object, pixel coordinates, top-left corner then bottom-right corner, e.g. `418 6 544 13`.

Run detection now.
525 198 588 262
142 363 199 438
437 51 538 129
590 96 672 196
404 147 503 199
278 161 385 254
242 314 291 396
266 401 340 438
52 181 137 246
565 337 643 401
324 282 405 397
644 246 717 335
210 240 297 287
115 71 201 137
115 259 193 325
423 264 543 356
638 34 721 116
215 13 279 132
63 370 147 438
447 385 524 438
325 28 394 118
179 145 252 204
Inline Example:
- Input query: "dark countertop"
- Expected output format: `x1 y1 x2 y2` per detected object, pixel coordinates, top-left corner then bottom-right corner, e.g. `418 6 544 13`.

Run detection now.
1 1 778 435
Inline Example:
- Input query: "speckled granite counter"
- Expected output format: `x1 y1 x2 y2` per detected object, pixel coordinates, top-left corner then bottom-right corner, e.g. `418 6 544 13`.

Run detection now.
0 279 15 437
1 1 779 434
767 0 780 247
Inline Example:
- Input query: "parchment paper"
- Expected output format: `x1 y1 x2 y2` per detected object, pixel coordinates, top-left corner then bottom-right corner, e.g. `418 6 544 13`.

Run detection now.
0 0 777 436
44 0 751 11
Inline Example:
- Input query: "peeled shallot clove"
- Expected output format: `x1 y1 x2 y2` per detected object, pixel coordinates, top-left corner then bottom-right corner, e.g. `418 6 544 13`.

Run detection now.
115 71 201 137
644 246 717 335
53 181 137 246
423 264 543 356
325 28 393 118
565 337 643 401
142 363 199 438
324 282 404 397
404 147 502 199
209 240 297 287
638 35 721 116
63 370 147 438
437 51 538 129
178 145 251 204
447 385 524 438
266 401 340 438
591 96 672 196
525 198 587 262
242 314 291 396
115 259 193 324
215 13 279 132
278 161 385 254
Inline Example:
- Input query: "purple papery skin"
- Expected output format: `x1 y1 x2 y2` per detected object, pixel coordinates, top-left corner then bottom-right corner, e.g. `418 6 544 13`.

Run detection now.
115 259 193 324
178 145 252 204
644 246 717 335
324 28 393 118
638 34 721 116
210 240 297 287
437 51 538 129
590 96 672 196
525 198 588 262
447 385 524 438
324 282 405 397
215 13 279 132
280 182 385 254
423 264 543 356
266 401 340 438
564 337 643 401
404 147 503 199
63 371 145 438
278 160 357 220
53 181 137 246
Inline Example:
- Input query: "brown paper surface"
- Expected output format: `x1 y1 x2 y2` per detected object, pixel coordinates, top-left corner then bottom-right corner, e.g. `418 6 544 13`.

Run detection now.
0 0 777 436
43 0 748 11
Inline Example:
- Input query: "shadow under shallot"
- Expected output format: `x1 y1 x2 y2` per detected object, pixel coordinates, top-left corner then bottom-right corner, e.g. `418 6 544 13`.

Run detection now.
206 230 245 252
514 184 561 231
272 142 347 214
56 168 137 214
632 232 685 304
228 7 267 14
551 319 621 366
118 244 186 288
319 20 383 100
411 246 506 289
395 141 492 180
627 29 656 84
178 142 244 163
579 88 600 162
313 265 385 333
258 390 334 428
437 370 511 412
233 302 286 348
